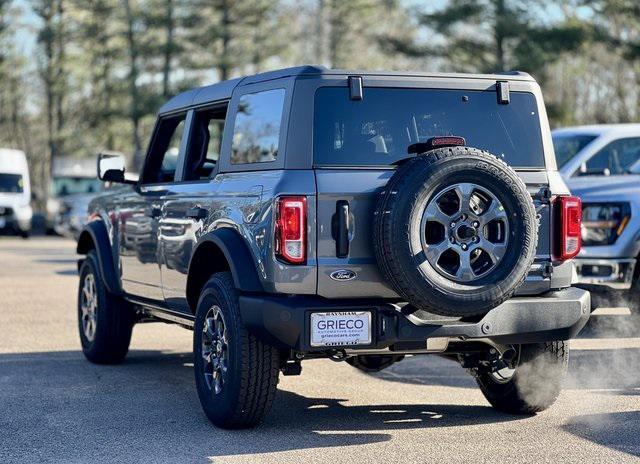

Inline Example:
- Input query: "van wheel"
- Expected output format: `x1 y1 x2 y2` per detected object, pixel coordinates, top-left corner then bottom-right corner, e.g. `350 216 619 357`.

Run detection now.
193 272 280 429
346 354 404 373
78 251 134 364
475 341 568 414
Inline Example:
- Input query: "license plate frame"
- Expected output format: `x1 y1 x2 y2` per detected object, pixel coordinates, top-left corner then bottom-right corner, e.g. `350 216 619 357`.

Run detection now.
309 311 372 347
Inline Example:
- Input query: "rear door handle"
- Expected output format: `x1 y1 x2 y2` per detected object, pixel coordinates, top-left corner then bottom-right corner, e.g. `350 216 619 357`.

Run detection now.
186 206 207 220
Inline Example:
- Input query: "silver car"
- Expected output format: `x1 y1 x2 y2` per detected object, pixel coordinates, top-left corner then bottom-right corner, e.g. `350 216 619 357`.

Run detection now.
554 124 640 310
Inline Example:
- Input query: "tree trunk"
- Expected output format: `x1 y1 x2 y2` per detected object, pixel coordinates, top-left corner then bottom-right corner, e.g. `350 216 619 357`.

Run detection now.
315 0 325 64
493 0 506 72
328 0 340 68
123 0 143 170
54 0 65 157
162 0 174 98
219 0 231 81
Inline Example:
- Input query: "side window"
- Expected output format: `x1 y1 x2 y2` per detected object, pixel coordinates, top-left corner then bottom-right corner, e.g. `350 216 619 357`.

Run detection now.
142 115 186 184
183 105 228 181
231 88 285 164
584 137 640 175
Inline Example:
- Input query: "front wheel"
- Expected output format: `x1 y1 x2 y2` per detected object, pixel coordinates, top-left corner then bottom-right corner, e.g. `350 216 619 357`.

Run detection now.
78 251 134 364
475 341 569 414
193 272 280 429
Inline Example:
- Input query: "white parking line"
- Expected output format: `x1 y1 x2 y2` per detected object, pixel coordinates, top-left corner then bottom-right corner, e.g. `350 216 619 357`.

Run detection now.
572 338 640 350
591 307 632 316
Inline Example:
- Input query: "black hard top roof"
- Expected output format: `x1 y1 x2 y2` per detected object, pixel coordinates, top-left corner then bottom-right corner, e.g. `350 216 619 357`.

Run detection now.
158 65 534 115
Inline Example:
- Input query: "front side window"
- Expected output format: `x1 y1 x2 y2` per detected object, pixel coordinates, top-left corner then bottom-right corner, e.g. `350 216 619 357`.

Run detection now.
231 89 285 164
314 87 545 167
0 173 23 193
142 115 186 184
582 137 640 176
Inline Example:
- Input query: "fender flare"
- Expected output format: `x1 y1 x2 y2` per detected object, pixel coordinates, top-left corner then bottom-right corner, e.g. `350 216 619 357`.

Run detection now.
76 220 122 295
189 228 264 294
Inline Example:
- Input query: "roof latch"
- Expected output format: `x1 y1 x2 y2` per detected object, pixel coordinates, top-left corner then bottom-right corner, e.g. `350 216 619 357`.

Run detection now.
348 76 363 101
496 80 510 104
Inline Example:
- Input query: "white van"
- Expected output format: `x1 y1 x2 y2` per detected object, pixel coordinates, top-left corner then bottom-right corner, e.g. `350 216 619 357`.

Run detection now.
0 149 32 238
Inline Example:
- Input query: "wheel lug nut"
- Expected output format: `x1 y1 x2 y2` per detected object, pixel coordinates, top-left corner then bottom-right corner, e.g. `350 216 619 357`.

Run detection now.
450 222 456 228
461 244 468 251
473 221 479 227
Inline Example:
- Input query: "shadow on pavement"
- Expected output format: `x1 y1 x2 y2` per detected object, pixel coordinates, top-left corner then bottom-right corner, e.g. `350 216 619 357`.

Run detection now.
0 349 522 463
563 411 640 458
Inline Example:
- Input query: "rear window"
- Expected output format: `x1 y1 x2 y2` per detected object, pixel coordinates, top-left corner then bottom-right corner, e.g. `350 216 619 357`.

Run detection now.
314 87 545 167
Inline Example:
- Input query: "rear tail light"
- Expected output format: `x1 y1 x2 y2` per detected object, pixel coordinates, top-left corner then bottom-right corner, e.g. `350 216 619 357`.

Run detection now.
275 196 307 264
555 195 582 261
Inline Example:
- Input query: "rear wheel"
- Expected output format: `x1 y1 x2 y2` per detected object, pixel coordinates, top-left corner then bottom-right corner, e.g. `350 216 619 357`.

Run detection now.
475 341 568 414
193 272 280 429
78 251 133 364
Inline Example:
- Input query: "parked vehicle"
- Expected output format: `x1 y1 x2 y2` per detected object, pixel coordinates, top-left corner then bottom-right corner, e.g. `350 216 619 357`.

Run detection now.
553 124 640 311
46 157 104 235
76 66 589 429
0 148 32 238
53 193 94 240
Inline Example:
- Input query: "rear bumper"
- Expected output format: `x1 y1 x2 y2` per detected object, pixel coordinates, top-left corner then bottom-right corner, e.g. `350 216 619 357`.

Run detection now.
239 287 591 352
574 258 635 290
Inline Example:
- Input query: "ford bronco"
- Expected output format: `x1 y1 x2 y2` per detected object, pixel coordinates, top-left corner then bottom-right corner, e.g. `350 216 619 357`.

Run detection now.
76 66 590 429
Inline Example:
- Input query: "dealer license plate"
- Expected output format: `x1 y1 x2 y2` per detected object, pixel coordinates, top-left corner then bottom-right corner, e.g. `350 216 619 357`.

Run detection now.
310 311 372 347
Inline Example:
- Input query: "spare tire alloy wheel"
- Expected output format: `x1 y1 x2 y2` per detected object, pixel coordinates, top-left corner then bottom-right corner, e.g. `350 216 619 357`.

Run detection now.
422 182 510 282
374 146 538 317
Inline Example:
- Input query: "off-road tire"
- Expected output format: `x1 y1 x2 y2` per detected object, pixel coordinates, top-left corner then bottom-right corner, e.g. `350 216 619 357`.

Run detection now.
193 272 280 429
373 146 538 317
475 341 568 414
78 250 133 364
346 354 405 373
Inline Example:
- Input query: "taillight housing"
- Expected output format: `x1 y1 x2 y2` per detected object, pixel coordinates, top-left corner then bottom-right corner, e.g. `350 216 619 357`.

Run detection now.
275 196 307 264
555 195 582 261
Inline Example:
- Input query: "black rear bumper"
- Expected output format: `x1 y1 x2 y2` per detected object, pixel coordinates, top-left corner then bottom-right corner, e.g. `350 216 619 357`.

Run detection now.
239 287 590 352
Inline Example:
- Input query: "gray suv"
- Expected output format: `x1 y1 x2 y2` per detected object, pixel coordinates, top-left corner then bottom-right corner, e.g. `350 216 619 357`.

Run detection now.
76 66 590 429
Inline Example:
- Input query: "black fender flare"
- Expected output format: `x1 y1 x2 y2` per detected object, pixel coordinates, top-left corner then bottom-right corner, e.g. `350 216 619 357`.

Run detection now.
76 220 122 295
188 228 264 294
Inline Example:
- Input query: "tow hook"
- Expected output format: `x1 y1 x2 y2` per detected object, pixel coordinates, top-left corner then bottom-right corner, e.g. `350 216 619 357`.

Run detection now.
282 359 302 376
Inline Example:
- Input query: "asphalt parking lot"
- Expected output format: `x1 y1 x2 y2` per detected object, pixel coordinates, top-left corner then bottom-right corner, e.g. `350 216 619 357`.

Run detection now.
0 237 639 464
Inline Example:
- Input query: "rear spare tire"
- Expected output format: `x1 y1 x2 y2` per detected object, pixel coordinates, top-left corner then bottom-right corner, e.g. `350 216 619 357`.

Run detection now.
374 146 538 317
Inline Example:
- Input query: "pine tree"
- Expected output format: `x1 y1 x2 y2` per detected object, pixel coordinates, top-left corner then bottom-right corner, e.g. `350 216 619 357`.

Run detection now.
386 0 587 75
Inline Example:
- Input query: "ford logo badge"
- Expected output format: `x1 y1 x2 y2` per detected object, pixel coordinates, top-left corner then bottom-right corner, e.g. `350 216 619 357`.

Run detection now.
330 269 357 281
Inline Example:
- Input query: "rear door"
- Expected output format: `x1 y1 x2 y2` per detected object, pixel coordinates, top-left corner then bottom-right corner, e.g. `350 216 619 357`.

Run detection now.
313 83 553 298
159 105 227 312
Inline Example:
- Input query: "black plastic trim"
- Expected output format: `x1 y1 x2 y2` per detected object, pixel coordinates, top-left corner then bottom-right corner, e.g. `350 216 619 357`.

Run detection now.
191 228 264 293
76 220 122 295
238 287 590 352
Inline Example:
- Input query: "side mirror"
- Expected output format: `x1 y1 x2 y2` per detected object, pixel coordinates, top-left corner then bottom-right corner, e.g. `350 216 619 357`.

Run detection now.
97 153 135 184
